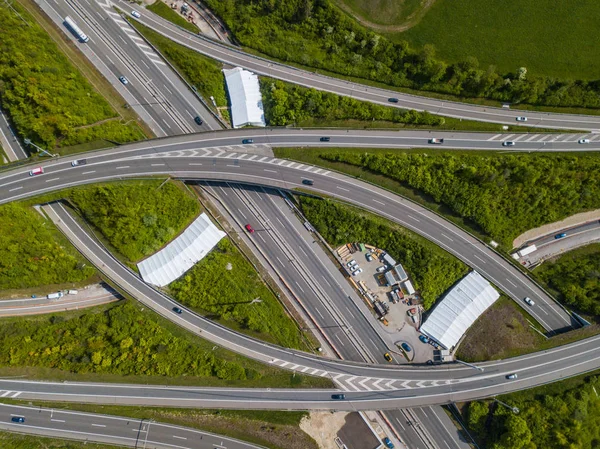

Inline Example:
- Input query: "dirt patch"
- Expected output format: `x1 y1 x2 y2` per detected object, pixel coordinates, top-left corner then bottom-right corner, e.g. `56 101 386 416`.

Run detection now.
513 209 600 249
456 297 542 362
300 412 349 449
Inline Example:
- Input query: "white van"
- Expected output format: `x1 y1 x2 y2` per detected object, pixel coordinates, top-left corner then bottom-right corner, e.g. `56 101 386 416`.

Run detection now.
47 292 64 300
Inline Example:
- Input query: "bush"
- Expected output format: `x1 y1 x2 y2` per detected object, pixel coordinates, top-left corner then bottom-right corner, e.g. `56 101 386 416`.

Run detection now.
0 203 95 290
169 239 304 348
203 0 600 110
317 150 600 245
261 78 445 126
0 4 143 149
298 197 468 309
69 181 200 262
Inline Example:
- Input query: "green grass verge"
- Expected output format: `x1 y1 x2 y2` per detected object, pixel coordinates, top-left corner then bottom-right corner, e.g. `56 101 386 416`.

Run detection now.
129 19 228 109
275 147 600 247
298 196 468 309
534 243 600 317
4 400 316 449
0 2 146 151
68 180 200 263
169 238 308 350
0 202 96 291
396 0 600 81
0 431 125 449
335 0 425 27
147 0 200 33
0 299 332 388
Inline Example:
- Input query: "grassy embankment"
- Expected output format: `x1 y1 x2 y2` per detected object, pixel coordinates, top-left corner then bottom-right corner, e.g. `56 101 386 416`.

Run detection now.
0 300 331 388
0 432 126 449
0 1 147 155
298 196 468 309
147 0 200 33
69 181 311 350
4 399 317 449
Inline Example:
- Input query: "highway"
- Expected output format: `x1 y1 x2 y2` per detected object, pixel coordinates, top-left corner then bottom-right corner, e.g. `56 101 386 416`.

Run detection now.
0 129 577 332
203 183 471 447
112 0 600 131
34 0 221 137
0 107 26 162
0 403 264 449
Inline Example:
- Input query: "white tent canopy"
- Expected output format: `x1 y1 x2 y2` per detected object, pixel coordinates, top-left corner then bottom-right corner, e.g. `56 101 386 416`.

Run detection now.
223 67 266 128
137 213 226 287
420 271 499 349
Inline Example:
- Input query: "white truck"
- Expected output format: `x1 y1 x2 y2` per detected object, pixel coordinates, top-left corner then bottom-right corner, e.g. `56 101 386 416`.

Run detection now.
47 292 64 300
64 16 89 43
512 244 537 259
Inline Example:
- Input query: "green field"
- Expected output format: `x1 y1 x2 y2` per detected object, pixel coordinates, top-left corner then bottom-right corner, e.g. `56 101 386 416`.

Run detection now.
396 0 600 80
0 300 331 388
169 238 308 349
336 0 429 28
0 431 125 449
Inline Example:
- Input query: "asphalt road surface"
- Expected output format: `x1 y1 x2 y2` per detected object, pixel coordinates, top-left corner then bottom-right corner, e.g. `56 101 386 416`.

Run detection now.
0 129 576 332
115 0 600 131
0 403 264 449
0 108 26 162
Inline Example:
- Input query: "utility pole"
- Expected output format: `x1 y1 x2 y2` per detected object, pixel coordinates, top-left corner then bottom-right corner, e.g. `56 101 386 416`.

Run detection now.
455 358 484 372
24 138 56 157
493 397 519 414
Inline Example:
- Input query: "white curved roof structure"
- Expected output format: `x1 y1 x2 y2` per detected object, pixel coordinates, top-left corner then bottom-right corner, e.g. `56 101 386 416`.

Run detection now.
223 67 266 128
137 213 226 287
420 271 499 349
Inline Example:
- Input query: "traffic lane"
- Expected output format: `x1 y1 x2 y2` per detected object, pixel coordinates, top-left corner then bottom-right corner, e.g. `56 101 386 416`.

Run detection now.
531 220 600 246
383 410 427 449
36 0 173 137
413 407 472 449
238 184 389 363
0 150 574 333
0 403 263 449
204 182 362 361
120 1 600 130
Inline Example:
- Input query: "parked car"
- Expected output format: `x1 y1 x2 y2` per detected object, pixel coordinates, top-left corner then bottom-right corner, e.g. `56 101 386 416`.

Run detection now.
119 75 129 85
366 253 373 262
506 373 518 380
131 10 141 18
428 138 444 144
11 416 25 423
384 352 393 362
352 268 363 276
383 437 395 449
401 342 412 352
242 139 254 144
71 159 87 167
515 116 528 122
388 98 399 103
29 167 44 176
302 179 314 185
194 116 203 126
524 297 535 306
502 141 515 147
245 224 255 233
419 335 429 344
172 307 183 314
555 233 567 239
578 138 590 144
376 266 386 273
346 260 356 268
319 137 331 142
407 308 417 317
331 393 346 400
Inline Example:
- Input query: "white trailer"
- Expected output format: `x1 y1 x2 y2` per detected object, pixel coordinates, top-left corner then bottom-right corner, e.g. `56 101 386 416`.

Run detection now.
64 16 89 43
517 244 537 258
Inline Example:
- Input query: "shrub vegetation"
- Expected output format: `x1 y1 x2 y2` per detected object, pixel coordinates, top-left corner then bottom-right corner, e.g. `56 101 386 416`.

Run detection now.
0 431 120 449
147 0 200 33
170 239 305 349
0 4 144 149
204 0 600 110
261 78 444 127
69 181 200 262
310 150 600 245
0 203 95 290
298 197 468 308
466 373 600 449
535 244 600 317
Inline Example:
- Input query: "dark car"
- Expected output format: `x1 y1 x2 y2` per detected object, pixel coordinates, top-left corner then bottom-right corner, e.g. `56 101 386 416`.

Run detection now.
194 116 203 126
242 139 254 144
555 233 566 239
302 179 314 186
11 417 25 423
401 342 412 352
331 393 346 400
71 159 87 167
388 98 399 103
319 137 331 142
502 141 515 147
172 307 183 314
